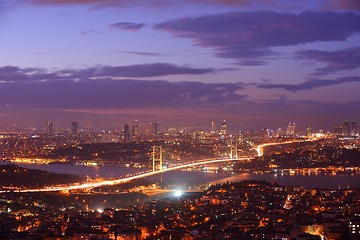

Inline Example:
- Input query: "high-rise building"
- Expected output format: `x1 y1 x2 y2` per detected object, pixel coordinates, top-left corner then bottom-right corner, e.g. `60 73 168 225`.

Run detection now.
71 122 78 135
286 122 296 136
333 125 343 136
46 121 53 135
152 122 159 135
132 120 140 138
123 124 130 142
351 121 358 136
211 119 216 133
306 125 312 136
344 121 350 136
220 120 227 135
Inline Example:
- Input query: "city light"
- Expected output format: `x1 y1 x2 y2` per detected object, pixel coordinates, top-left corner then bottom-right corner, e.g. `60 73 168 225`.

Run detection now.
174 190 183 197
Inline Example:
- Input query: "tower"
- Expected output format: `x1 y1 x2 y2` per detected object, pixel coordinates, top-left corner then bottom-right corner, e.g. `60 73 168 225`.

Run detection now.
46 121 53 135
132 120 140 139
211 119 216 133
152 146 163 172
220 120 227 135
351 121 358 136
344 121 350 136
229 138 238 159
123 124 130 142
71 122 78 135
152 122 159 135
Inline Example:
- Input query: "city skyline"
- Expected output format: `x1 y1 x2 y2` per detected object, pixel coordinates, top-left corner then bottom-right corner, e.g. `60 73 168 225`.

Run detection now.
1 0 360 129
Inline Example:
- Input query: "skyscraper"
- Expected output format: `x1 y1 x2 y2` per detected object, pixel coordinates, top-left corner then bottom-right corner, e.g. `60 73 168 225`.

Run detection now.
211 119 216 133
220 120 227 135
351 121 358 136
46 121 53 135
123 124 130 142
344 121 350 136
152 122 159 135
306 125 312 136
132 120 140 138
71 122 78 135
286 122 296 136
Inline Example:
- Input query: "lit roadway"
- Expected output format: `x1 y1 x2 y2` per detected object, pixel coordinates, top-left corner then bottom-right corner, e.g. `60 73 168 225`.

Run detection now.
1 140 303 193
255 140 309 157
0 157 250 193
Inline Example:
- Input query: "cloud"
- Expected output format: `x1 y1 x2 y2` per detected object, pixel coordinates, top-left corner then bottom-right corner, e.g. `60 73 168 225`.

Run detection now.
296 47 360 76
122 51 168 57
0 63 218 82
257 76 360 92
0 70 246 110
24 0 360 11
109 22 146 32
155 11 360 65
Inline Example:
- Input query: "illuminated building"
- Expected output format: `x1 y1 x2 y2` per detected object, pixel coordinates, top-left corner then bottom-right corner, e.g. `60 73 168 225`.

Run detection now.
46 121 53 135
349 216 360 236
286 122 296 136
71 122 78 135
333 125 343 136
152 122 159 135
262 128 271 138
132 120 140 138
211 119 216 133
220 120 227 135
351 121 358 136
306 125 312 136
123 124 130 142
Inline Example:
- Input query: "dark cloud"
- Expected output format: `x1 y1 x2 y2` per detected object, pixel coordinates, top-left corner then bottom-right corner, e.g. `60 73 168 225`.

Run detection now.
109 22 145 31
297 47 360 76
0 73 245 110
0 63 218 82
155 11 360 65
257 76 360 92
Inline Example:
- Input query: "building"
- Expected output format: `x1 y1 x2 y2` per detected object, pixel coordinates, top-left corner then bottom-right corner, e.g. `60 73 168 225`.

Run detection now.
152 122 159 135
46 121 53 135
286 122 296 136
262 128 271 138
220 120 227 135
351 121 358 136
71 122 78 135
132 120 140 139
306 125 312 136
123 124 130 142
211 119 216 133
349 216 360 237
344 121 350 136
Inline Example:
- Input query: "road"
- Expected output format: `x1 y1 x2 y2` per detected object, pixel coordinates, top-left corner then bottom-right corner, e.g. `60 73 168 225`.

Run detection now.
0 157 250 193
255 140 307 156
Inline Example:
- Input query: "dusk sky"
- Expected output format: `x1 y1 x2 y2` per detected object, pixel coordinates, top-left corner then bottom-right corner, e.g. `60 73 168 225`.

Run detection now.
1 0 360 131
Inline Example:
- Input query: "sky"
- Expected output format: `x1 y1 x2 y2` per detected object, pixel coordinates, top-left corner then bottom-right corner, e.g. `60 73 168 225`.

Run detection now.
0 0 360 131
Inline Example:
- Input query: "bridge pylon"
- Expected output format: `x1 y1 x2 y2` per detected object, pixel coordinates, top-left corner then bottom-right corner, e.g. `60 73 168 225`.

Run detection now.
152 146 163 172
229 139 238 160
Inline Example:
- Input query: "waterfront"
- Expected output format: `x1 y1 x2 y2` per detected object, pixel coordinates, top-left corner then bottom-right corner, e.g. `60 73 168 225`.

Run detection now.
1 162 360 189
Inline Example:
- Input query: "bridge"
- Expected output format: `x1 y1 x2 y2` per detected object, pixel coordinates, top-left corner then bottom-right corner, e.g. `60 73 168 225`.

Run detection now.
0 141 296 193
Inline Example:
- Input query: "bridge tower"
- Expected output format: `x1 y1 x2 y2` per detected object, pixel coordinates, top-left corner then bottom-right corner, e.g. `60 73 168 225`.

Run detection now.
229 139 239 159
152 146 163 172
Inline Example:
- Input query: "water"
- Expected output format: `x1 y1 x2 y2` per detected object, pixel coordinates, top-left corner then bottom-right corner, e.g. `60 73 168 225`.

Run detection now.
1 162 360 189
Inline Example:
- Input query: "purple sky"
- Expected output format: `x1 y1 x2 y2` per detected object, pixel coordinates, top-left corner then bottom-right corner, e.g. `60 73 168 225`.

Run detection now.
0 0 359 131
